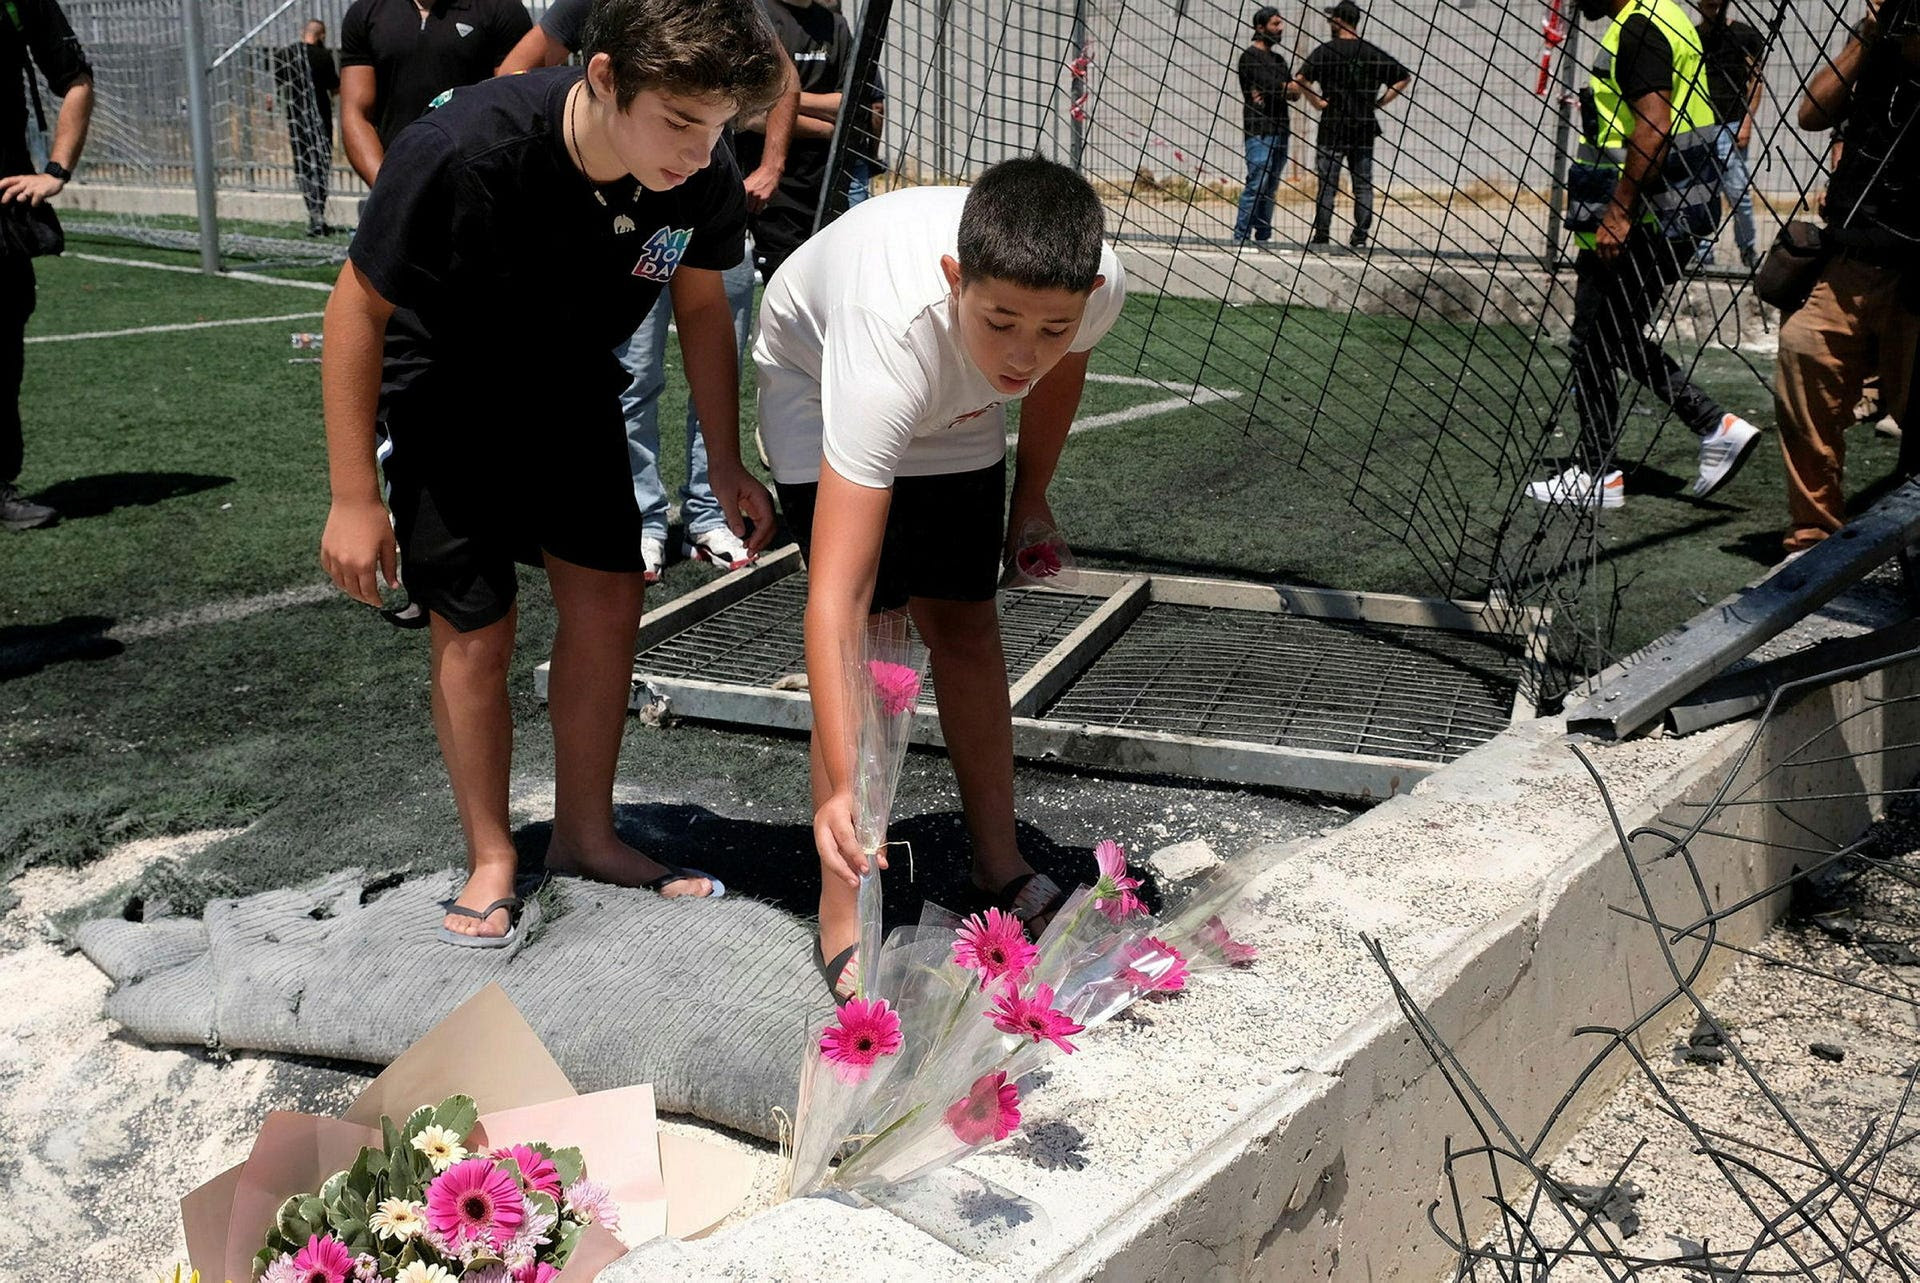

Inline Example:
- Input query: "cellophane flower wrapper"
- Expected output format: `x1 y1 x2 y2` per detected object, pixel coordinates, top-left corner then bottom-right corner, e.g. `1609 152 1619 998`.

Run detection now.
787 910 958 1198
843 618 927 999
1153 860 1262 972
1001 517 1080 591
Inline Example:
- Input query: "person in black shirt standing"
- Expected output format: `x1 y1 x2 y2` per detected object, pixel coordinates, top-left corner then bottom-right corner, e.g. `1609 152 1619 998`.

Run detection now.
735 0 854 282
1694 0 1766 267
318 0 787 942
337 0 530 185
277 19 340 237
1 0 92 532
1293 0 1411 249
1234 5 1298 246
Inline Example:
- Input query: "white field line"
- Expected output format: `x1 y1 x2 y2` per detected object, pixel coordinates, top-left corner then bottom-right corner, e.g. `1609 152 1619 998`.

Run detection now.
68 251 336 293
26 311 325 343
108 583 338 643
1009 377 1245 443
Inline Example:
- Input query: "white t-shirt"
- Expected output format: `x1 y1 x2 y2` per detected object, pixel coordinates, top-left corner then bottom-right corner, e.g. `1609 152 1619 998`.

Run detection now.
753 185 1127 488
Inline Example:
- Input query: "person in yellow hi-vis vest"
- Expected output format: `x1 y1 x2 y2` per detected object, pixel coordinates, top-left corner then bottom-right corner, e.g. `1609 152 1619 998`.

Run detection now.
1525 0 1762 511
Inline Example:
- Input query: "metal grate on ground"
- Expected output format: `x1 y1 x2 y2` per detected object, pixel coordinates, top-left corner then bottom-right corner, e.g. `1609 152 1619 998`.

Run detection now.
631 568 1101 700
534 547 1546 799
1042 603 1522 765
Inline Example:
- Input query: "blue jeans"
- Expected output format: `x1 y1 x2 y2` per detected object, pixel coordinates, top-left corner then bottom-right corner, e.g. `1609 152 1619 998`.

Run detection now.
618 248 758 539
1706 123 1757 261
1234 133 1287 241
847 156 874 206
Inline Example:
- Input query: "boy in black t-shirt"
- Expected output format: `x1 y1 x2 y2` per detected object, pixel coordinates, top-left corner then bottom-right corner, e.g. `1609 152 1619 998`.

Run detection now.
318 0 787 945
1293 0 1412 248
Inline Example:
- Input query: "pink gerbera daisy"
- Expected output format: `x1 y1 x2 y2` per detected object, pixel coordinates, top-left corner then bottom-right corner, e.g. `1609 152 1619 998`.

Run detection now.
819 997 904 1083
944 1070 1022 1145
1092 839 1145 922
988 982 1085 1053
514 1265 562 1283
288 1234 355 1283
1120 936 1190 993
489 1143 563 1199
867 660 922 717
1015 540 1063 579
1203 914 1259 965
426 1156 526 1247
951 908 1039 987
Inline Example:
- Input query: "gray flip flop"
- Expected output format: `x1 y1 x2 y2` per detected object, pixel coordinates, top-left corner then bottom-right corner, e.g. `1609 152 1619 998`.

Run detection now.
645 866 726 899
436 895 522 948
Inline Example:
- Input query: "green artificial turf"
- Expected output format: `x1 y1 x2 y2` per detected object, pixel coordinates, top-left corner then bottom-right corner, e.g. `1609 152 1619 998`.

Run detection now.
10 239 1892 924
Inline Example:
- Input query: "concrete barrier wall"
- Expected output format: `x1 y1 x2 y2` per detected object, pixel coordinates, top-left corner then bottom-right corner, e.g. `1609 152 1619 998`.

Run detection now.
607 644 1920 1283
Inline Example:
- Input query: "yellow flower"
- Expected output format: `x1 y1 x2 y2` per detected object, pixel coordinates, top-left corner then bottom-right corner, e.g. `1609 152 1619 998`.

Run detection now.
152 1268 200 1283
409 1123 468 1172
370 1196 429 1242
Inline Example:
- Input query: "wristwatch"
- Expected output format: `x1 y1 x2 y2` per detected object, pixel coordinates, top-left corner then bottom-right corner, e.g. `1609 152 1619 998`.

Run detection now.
42 161 72 183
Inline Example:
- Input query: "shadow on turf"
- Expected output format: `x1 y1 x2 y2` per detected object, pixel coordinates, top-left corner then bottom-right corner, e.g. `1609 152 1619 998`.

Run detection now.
0 614 122 680
513 806 1150 933
30 470 232 519
1074 545 1340 589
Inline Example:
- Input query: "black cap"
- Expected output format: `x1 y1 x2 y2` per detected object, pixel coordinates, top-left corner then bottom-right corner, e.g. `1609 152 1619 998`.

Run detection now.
1251 5 1282 28
1325 0 1362 25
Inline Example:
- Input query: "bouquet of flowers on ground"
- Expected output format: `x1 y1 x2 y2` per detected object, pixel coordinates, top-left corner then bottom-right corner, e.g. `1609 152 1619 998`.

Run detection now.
837 616 928 1000
253 1093 619 1282
786 839 1257 1200
180 986 747 1283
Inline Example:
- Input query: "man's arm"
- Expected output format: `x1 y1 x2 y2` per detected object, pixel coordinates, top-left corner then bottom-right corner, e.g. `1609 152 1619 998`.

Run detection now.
340 65 383 184
1598 87 1673 260
1801 7 1876 131
671 269 776 551
803 463 893 887
1738 34 1764 148
497 24 571 74
1005 348 1090 553
1378 73 1412 109
0 75 91 205
1293 69 1327 111
744 56 799 212
319 260 400 605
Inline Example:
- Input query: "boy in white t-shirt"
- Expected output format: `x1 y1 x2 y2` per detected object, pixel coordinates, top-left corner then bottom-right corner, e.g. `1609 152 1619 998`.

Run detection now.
754 157 1127 999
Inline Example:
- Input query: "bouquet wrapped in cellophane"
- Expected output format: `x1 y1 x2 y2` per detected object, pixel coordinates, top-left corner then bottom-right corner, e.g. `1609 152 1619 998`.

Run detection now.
841 615 928 1000
785 838 1257 1201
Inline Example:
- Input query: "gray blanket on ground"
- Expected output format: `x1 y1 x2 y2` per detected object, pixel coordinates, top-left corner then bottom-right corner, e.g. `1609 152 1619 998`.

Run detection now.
74 870 818 1141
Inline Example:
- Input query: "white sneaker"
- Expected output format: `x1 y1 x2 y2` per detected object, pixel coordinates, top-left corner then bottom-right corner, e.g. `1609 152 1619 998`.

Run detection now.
641 535 667 584
1692 414 1763 499
683 526 756 571
1525 466 1625 508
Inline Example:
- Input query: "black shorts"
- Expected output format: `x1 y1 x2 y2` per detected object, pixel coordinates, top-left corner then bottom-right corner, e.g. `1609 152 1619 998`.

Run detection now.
776 458 1006 613
382 407 646 633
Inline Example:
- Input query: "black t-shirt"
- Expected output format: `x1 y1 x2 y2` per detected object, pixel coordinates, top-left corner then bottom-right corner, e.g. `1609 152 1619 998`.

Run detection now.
1299 36 1410 148
1581 14 1671 145
350 67 749 424
339 0 531 146
276 41 340 126
1237 43 1293 138
538 0 590 51
0 0 89 178
1826 41 1920 241
733 0 853 248
1696 17 1763 127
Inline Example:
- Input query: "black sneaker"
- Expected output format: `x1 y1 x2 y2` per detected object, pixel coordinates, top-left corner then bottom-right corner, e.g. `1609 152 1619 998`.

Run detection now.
1306 234 1332 251
1740 245 1759 271
0 483 58 531
1350 231 1369 248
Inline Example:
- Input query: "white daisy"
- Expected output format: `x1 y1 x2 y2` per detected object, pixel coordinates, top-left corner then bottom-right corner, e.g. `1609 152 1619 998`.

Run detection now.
393 1264 458 1283
370 1195 429 1241
410 1123 468 1172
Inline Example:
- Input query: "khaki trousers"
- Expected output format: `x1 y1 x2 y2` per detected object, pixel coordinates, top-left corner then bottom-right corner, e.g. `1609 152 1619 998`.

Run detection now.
1773 255 1920 552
